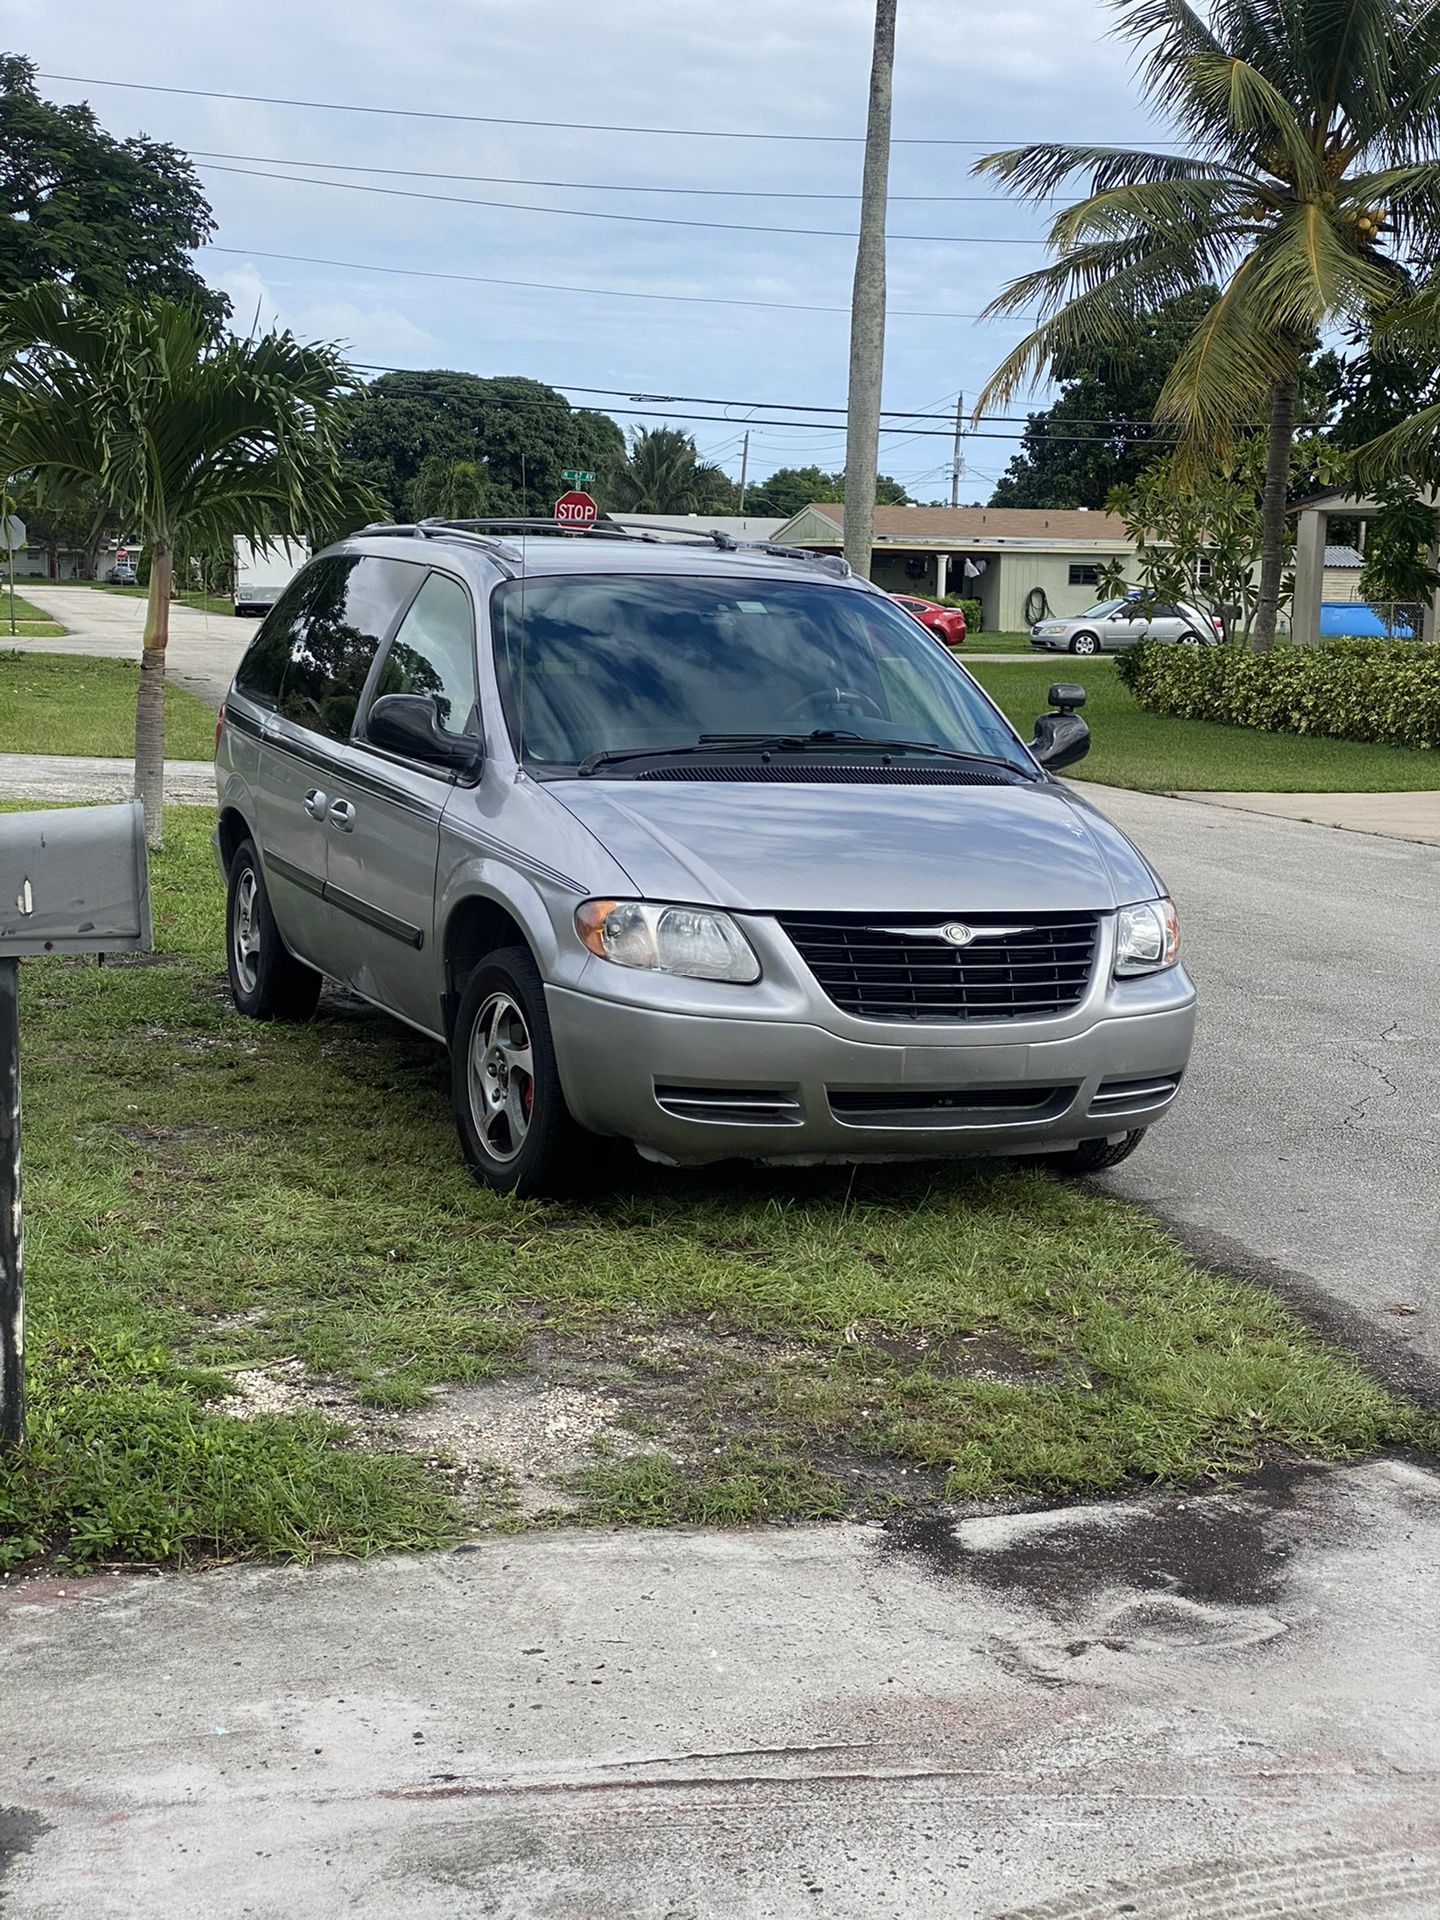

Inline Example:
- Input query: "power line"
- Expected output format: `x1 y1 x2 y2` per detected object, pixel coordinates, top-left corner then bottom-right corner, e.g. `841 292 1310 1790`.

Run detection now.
38 71 1193 147
194 160 1047 243
205 244 1036 321
188 149 1051 203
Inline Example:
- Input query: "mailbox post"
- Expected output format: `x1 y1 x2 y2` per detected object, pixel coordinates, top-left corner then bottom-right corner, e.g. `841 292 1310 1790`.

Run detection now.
0 802 152 1447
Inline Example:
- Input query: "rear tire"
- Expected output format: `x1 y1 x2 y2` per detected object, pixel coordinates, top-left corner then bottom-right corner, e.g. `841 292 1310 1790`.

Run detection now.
451 945 593 1197
1036 1129 1147 1176
1176 630 1203 647
1069 631 1101 656
225 837 322 1022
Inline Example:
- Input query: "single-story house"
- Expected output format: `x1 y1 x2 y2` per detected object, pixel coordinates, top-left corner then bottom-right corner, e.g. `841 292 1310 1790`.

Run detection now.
8 536 143 581
769 504 1139 631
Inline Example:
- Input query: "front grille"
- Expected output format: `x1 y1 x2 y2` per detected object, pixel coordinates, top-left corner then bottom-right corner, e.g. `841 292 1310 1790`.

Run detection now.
829 1085 1077 1128
635 763 1015 785
778 911 1101 1023
654 1085 803 1126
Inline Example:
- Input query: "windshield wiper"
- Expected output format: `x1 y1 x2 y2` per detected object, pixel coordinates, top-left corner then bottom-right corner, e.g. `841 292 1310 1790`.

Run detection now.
577 731 1035 778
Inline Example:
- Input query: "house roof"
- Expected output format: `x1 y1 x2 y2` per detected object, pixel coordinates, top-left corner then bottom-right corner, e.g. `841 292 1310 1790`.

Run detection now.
1325 544 1364 567
779 503 1132 545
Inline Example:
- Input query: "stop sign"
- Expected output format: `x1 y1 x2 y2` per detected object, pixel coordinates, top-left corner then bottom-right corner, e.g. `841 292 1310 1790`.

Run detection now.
553 490 598 529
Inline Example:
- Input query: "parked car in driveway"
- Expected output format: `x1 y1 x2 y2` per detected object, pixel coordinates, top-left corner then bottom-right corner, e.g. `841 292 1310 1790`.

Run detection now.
1031 597 1224 655
105 564 137 586
215 519 1195 1197
889 592 967 647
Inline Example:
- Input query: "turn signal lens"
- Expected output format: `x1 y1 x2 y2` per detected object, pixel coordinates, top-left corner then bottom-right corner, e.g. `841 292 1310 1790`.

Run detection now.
576 900 761 983
1114 897 1181 976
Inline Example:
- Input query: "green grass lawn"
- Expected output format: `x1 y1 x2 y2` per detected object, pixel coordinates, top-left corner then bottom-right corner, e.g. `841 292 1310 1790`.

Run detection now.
971 657 1440 791
1 591 66 638
0 807 1428 1570
0 653 218 760
966 630 1048 654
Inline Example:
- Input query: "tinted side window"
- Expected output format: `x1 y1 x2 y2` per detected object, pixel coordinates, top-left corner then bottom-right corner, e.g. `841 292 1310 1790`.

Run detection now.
370 572 477 735
274 556 420 742
233 572 309 707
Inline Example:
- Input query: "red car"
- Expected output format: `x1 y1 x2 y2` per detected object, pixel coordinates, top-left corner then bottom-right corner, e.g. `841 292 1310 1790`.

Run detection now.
888 592 967 648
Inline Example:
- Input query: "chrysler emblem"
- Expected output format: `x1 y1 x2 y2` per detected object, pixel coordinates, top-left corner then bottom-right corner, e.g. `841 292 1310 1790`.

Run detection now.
939 921 975 947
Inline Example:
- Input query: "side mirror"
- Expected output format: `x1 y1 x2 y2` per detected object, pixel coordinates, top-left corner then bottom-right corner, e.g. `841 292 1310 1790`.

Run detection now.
367 693 481 775
1030 708 1091 773
1047 682 1086 713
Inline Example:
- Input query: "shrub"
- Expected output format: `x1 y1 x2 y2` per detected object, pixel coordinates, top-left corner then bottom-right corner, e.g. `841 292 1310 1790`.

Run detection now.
942 596 983 631
1116 638 1440 752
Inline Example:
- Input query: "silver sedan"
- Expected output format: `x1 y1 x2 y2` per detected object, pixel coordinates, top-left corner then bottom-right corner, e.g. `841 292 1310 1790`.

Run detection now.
1031 598 1225 656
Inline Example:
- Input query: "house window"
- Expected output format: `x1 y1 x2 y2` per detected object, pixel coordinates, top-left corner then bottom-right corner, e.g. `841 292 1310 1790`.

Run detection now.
1068 564 1100 586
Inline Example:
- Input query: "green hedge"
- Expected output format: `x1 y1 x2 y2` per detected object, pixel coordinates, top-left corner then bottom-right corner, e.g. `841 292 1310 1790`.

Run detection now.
1116 638 1440 752
941 596 984 631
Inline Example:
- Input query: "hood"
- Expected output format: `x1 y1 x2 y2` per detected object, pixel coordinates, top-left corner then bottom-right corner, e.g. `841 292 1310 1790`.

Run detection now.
549 776 1159 913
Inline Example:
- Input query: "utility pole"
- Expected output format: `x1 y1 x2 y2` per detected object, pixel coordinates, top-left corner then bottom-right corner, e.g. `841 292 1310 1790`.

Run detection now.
950 393 965 509
843 0 897 581
738 431 750 515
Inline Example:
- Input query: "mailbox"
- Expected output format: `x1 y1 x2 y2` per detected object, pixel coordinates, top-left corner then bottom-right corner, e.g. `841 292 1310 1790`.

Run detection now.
0 800 152 957
1 801 154 1447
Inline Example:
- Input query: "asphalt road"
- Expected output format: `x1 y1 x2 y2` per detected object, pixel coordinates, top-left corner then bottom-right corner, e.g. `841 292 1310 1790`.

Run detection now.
1089 784 1440 1387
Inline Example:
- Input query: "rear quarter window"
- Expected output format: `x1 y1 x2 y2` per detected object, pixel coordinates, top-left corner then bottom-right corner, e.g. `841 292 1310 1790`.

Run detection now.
252 555 422 741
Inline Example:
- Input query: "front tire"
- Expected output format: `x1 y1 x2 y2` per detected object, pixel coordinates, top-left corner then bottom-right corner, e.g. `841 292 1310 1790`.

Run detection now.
1069 631 1101 656
1036 1129 1147 1176
451 946 591 1197
225 838 322 1022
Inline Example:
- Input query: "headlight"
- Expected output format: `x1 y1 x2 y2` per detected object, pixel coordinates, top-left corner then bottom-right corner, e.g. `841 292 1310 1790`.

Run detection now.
1114 897 1181 976
576 900 761 983
1039 624 1066 636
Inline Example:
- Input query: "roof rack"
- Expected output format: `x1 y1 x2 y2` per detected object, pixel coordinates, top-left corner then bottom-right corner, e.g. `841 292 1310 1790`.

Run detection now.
361 516 850 578
360 521 523 573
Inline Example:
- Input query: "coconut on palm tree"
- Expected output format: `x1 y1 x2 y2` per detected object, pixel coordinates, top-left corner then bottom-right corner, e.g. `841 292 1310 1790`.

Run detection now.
0 287 363 842
975 0 1440 648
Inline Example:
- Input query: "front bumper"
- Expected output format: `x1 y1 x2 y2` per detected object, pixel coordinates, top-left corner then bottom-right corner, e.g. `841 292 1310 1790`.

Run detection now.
1029 632 1068 650
547 980 1196 1166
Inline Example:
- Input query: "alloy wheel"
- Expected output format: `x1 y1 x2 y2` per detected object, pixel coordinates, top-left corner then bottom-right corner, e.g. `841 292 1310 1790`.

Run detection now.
467 992 536 1163
232 867 261 995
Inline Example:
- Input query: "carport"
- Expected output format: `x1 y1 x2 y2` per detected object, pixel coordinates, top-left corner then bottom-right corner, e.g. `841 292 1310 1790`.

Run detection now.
1291 487 1440 643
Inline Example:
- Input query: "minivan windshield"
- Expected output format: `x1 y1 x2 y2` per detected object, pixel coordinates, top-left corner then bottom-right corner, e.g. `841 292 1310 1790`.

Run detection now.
491 574 1031 774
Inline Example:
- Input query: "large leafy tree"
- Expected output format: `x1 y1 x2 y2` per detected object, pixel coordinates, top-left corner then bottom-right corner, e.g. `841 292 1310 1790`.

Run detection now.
0 288 366 844
975 0 1440 649
745 464 910 519
0 55 225 327
608 427 734 514
345 370 624 519
991 289 1219 506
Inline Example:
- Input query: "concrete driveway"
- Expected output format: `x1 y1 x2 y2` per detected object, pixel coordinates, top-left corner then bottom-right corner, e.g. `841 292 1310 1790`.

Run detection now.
12 585 254 707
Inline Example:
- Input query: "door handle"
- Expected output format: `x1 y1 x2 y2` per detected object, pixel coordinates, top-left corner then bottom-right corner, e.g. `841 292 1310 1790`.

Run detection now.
303 787 328 820
328 798 357 832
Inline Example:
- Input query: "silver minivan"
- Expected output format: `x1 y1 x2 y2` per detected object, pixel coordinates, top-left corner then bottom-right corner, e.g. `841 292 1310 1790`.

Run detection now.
215 522 1195 1196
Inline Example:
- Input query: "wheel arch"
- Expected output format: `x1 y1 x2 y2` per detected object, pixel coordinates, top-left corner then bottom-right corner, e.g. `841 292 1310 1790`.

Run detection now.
440 885 555 1043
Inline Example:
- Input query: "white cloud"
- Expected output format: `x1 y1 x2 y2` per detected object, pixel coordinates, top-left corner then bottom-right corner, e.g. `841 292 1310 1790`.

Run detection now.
18 0 1164 485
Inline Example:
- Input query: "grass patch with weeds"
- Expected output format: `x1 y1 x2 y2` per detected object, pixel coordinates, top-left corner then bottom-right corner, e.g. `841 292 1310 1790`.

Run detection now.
0 652 218 759
0 594 66 637
970 656 1440 791
0 807 1430 1570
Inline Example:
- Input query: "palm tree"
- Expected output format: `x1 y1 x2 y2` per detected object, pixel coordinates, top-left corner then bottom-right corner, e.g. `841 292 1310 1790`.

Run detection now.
0 287 361 842
844 0 898 580
609 427 732 514
409 455 489 521
975 0 1440 649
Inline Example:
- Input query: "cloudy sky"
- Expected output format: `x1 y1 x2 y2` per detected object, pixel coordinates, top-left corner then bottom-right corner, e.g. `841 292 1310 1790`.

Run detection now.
13 0 1178 501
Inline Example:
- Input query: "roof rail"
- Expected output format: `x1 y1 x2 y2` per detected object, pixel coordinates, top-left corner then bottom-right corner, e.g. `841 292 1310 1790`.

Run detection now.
360 521 523 572
361 517 851 578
